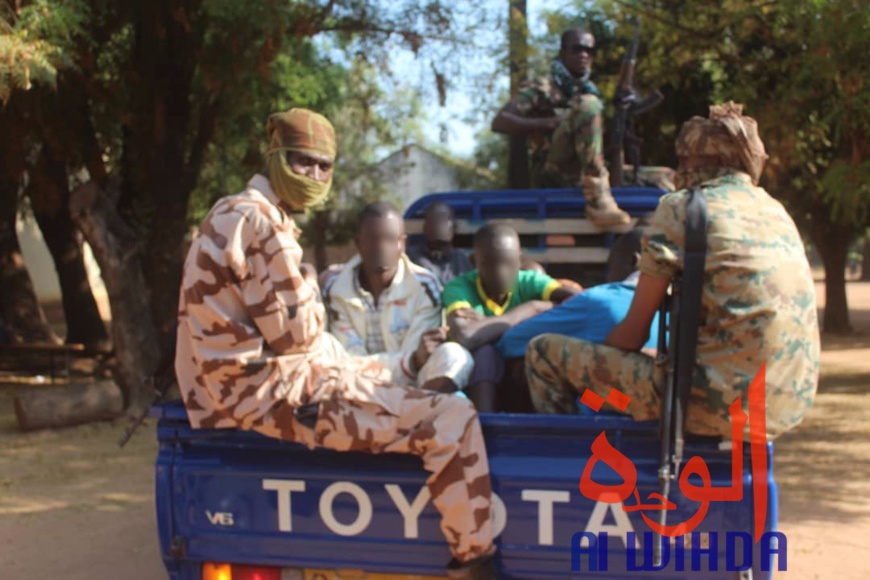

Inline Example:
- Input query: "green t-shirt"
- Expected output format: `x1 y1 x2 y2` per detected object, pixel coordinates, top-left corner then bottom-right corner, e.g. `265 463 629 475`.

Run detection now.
442 269 561 317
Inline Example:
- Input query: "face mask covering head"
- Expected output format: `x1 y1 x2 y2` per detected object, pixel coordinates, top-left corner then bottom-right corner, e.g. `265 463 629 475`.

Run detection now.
264 108 337 211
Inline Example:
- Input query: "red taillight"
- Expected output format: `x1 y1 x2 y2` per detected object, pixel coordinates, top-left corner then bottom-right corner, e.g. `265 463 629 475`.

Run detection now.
202 562 281 580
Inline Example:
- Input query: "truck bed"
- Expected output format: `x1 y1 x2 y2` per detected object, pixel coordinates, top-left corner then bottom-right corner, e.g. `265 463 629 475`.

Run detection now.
153 400 777 579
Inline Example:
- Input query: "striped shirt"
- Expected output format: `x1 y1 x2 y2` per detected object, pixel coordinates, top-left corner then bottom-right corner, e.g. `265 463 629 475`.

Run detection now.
352 267 388 355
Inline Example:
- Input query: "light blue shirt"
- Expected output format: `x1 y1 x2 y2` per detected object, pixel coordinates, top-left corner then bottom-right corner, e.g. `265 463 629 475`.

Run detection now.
495 273 660 359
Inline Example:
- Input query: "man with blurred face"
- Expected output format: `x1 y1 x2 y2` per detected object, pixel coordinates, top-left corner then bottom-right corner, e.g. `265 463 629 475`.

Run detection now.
324 201 474 395
442 224 579 411
176 109 497 578
407 201 473 286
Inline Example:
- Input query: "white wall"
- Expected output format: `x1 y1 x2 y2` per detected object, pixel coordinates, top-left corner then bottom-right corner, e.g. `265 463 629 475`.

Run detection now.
370 145 461 211
16 210 110 319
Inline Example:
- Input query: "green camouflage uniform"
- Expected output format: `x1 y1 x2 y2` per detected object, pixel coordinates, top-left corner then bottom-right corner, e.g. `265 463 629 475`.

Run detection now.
526 169 820 439
176 174 493 562
514 74 605 189
513 71 675 192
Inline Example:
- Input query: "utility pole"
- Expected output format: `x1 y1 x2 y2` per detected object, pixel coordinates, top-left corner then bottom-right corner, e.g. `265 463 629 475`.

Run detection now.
507 0 530 189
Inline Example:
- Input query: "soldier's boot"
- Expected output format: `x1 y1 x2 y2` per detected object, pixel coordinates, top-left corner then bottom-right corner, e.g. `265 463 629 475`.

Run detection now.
582 169 631 230
447 552 499 580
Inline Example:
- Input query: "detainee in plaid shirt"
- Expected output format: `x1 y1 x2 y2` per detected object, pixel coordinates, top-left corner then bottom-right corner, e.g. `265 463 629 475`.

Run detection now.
324 202 474 393
353 272 388 355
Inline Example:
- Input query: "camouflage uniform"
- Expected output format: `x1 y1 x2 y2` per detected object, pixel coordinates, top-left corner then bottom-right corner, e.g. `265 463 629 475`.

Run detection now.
175 174 493 562
526 170 820 439
514 75 675 193
514 77 605 189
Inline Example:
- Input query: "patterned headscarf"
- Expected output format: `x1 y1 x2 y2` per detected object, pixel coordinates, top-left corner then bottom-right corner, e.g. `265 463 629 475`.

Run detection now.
675 101 768 187
265 108 336 211
266 108 336 159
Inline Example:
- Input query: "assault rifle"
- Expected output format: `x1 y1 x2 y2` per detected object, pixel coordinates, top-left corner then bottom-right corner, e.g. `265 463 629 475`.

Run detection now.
608 16 663 187
117 332 178 448
653 187 708 565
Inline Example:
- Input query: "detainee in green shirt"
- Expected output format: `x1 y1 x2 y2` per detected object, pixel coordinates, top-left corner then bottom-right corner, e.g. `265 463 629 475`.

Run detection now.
443 224 579 412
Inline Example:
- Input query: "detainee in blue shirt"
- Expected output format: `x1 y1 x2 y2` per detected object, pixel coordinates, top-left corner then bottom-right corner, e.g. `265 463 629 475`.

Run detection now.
497 222 661 413
496 270 659 358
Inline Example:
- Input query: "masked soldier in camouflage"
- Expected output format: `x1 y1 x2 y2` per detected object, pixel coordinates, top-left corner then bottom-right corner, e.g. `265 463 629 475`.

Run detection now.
175 108 498 579
492 26 633 229
526 102 820 440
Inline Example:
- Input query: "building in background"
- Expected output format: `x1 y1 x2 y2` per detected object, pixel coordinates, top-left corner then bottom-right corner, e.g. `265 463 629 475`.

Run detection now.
344 144 495 211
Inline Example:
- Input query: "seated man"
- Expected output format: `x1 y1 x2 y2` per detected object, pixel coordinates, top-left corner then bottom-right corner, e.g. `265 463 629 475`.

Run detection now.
176 108 495 578
443 224 578 412
407 201 473 286
324 201 474 394
526 102 820 440
497 224 658 362
492 26 675 231
491 26 632 229
496 225 655 412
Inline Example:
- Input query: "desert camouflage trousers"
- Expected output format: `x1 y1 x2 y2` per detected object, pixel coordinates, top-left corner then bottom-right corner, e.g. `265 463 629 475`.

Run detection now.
526 334 737 437
252 348 493 563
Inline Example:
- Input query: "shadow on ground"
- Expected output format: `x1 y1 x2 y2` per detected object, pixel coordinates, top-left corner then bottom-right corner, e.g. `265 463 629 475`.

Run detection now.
775 367 870 526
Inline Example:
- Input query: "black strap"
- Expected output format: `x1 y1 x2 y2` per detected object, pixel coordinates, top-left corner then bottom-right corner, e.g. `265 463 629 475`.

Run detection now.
674 187 708 458
654 187 708 565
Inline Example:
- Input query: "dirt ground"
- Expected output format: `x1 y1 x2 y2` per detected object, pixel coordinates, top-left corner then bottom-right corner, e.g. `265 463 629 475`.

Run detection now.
1 282 869 579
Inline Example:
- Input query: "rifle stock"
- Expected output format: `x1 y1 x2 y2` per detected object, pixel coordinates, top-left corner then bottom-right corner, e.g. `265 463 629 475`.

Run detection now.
118 331 178 448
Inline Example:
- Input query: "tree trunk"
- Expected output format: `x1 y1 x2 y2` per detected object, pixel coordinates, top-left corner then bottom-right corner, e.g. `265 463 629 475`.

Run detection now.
143 202 189 341
312 211 330 273
15 380 123 431
70 179 160 413
28 148 111 351
0 95 61 345
812 225 853 334
507 0 530 189
862 234 870 281
122 0 212 343
0 181 61 345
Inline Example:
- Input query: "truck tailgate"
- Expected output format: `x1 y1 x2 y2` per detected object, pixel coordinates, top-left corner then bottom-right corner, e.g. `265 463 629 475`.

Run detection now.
154 401 776 579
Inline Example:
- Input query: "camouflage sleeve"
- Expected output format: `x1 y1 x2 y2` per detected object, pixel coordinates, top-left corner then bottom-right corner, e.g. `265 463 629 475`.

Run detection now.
639 191 687 280
513 84 543 116
238 210 323 355
176 201 322 427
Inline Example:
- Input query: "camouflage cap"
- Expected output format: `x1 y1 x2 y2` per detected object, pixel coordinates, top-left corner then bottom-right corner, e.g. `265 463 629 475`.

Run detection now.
675 101 768 184
266 108 336 159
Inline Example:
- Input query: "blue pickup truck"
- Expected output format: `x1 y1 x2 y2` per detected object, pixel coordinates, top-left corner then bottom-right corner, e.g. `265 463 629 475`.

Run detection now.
152 187 781 579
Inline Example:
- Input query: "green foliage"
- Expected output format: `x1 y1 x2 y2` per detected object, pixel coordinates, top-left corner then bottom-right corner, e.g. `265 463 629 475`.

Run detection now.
534 0 869 233
0 0 87 103
298 55 428 248
188 41 348 224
